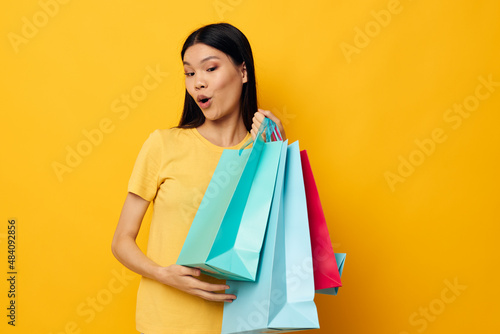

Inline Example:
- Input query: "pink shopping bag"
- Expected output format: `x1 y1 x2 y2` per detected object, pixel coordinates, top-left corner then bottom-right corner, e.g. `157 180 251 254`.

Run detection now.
300 150 342 292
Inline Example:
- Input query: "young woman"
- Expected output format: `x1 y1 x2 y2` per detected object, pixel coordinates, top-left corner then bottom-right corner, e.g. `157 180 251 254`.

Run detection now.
112 23 286 333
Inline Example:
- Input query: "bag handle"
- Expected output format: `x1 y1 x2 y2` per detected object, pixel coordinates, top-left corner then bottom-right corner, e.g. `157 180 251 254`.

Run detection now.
265 118 283 142
239 117 282 154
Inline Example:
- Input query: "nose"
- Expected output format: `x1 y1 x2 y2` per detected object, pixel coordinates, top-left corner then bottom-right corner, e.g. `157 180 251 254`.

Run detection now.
194 74 207 90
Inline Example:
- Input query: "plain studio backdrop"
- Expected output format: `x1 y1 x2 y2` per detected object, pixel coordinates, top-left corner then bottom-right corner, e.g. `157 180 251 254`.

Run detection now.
1 0 499 333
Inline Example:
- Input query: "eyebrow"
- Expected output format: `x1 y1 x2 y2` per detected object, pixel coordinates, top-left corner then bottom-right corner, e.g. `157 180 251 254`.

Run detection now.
183 55 220 66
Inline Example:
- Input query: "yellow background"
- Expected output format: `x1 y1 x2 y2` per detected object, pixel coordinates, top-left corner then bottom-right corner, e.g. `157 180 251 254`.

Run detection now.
1 0 499 333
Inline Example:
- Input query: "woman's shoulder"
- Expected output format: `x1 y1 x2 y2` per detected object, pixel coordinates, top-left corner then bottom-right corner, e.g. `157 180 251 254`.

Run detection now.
151 127 195 139
145 127 197 148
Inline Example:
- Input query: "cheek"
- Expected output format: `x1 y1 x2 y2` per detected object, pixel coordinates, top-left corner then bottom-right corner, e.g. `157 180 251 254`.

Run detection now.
217 72 242 97
216 69 239 88
185 80 196 98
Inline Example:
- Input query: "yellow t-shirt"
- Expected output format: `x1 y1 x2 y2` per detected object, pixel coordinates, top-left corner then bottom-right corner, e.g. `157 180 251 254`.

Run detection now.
128 127 251 334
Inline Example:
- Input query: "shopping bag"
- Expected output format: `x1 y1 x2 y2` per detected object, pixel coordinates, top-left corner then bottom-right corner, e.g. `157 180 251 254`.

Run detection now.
300 150 342 292
221 141 319 333
326 253 346 296
176 119 283 281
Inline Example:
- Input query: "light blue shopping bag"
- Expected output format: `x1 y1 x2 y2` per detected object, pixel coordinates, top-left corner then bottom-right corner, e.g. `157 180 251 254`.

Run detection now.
222 141 320 333
177 119 283 281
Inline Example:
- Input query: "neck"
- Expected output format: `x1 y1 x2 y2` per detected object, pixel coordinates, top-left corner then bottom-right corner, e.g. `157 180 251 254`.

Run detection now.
197 113 248 147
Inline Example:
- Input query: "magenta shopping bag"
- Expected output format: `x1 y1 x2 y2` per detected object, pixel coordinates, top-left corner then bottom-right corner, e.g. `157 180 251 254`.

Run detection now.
300 150 342 293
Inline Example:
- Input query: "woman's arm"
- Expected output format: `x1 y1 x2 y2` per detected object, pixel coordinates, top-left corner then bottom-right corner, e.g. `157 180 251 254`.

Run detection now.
111 192 236 302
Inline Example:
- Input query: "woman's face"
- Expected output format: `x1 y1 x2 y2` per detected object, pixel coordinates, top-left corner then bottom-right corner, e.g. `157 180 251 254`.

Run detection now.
183 43 247 123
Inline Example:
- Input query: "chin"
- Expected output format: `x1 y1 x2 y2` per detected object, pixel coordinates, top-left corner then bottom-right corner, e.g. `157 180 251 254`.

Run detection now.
201 112 220 122
201 108 223 120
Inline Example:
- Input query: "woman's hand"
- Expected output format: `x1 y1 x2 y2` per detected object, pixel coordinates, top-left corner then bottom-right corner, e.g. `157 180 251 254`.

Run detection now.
156 264 236 303
251 108 287 141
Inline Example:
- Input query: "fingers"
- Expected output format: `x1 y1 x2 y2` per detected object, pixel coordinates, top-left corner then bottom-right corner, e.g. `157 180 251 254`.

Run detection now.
254 111 265 123
251 109 287 141
251 123 259 140
188 278 236 302
251 112 264 141
192 288 237 302
174 264 201 277
161 265 236 303
251 127 257 141
192 278 229 292
259 109 286 140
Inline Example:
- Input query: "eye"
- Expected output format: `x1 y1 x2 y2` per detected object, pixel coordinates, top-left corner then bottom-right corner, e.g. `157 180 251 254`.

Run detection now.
207 67 217 72
184 72 194 77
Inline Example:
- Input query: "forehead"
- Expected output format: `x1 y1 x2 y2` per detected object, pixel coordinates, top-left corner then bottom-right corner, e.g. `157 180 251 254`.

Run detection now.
183 43 231 65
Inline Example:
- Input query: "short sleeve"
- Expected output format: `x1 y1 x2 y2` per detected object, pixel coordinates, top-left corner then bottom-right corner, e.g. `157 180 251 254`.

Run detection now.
128 130 163 201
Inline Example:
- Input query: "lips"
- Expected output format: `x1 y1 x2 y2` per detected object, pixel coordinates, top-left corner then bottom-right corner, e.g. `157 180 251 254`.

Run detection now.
197 95 212 109
197 94 210 102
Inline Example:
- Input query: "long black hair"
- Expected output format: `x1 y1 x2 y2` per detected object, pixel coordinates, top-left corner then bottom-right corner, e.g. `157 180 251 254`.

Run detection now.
178 23 257 131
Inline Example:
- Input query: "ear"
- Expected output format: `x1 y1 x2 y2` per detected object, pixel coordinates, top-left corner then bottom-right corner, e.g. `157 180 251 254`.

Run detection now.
240 62 248 84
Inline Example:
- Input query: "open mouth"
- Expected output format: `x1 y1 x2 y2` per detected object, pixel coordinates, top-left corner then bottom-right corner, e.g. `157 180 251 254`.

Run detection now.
198 97 212 109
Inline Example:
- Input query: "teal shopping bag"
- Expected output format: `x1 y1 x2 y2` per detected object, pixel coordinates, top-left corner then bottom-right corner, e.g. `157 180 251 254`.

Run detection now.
221 141 320 333
177 119 283 281
328 253 346 295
